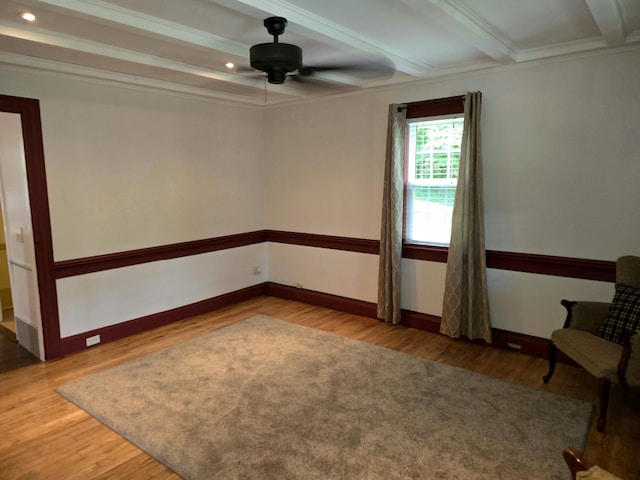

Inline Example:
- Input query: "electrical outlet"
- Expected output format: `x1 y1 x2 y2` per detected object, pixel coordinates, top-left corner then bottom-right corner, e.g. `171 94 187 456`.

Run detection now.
295 283 303 289
86 334 101 347
506 342 521 351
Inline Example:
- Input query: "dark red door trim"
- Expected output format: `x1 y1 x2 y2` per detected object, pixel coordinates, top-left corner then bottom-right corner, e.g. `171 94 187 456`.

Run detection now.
0 94 61 359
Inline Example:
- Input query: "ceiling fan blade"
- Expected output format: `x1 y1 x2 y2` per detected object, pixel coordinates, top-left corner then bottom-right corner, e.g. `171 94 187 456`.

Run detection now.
298 60 395 79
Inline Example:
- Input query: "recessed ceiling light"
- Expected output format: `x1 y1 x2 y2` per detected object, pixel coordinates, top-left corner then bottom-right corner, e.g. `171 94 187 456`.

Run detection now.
21 12 36 22
225 62 235 69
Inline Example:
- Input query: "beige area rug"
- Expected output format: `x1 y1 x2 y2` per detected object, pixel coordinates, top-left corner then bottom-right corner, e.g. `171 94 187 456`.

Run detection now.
57 315 593 479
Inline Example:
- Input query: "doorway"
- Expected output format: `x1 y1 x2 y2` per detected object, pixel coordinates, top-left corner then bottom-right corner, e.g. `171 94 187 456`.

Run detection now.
0 95 60 361
0 207 16 342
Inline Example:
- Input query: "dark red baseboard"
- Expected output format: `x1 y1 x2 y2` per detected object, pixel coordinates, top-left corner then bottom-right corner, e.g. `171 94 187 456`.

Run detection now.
265 282 564 363
263 282 378 318
60 280 566 368
60 284 264 356
401 310 443 333
399 310 563 362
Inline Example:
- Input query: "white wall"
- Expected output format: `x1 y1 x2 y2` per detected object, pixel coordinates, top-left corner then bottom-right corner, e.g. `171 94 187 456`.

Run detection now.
35 77 265 259
1 48 638 343
268 243 379 303
264 48 640 338
1 69 267 338
57 244 266 338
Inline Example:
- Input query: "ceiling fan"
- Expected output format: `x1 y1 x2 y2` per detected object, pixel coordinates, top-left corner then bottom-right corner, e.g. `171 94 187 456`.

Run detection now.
244 16 394 85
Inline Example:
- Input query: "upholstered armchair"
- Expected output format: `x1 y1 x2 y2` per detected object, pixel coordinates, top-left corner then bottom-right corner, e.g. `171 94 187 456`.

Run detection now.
543 256 640 432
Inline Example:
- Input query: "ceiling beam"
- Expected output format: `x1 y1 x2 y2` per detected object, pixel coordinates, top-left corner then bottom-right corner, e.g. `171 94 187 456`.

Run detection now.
407 0 519 63
0 21 308 98
33 0 249 57
207 0 434 77
584 0 627 45
33 0 377 89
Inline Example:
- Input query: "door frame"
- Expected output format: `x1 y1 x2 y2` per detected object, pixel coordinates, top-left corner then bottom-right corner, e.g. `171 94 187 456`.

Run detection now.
0 94 60 360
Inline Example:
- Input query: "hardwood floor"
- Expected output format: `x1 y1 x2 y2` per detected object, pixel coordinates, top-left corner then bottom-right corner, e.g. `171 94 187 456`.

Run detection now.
0 331 40 374
0 296 637 479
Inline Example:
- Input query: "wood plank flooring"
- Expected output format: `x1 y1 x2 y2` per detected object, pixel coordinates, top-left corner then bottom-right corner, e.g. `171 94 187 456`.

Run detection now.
0 296 638 479
0 332 40 374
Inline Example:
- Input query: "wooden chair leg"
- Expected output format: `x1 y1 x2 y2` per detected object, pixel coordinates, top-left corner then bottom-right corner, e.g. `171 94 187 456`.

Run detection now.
543 343 557 383
563 448 590 479
597 378 611 432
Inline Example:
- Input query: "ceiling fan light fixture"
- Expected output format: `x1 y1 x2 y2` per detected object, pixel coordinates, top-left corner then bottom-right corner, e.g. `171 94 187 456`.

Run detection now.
266 69 287 84
250 43 302 76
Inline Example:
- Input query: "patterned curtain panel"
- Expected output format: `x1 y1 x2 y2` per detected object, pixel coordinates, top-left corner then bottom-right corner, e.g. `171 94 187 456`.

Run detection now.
440 92 492 342
377 104 406 324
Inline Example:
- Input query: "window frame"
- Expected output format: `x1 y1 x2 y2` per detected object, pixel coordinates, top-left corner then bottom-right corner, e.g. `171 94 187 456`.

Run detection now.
402 95 464 260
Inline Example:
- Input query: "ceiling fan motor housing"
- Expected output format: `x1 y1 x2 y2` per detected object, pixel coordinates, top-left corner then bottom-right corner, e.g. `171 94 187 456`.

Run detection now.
250 43 302 83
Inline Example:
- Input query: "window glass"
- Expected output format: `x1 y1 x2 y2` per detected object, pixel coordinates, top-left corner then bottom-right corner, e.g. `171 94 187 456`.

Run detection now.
405 116 463 245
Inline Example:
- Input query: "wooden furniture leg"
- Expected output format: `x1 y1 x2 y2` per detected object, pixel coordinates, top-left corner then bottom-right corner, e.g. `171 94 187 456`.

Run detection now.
563 448 590 479
543 343 557 383
597 378 611 432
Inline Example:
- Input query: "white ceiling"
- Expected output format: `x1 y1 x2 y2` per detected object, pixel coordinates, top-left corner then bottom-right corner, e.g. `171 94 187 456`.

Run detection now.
2 0 639 105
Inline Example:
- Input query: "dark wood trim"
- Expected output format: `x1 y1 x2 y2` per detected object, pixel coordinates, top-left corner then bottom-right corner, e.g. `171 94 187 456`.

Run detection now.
402 243 615 281
400 310 443 333
405 95 465 119
54 228 616 284
60 284 264 356
486 251 615 282
265 282 568 363
49 227 614 360
0 95 61 360
491 328 553 359
265 230 379 255
401 309 561 360
263 282 378 318
402 244 449 262
54 230 267 278
48 229 611 359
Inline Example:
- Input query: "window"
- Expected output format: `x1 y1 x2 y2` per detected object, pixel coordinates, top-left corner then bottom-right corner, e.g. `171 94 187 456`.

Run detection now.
404 96 464 246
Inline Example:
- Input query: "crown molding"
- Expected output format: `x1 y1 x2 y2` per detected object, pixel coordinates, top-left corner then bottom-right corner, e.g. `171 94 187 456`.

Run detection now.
0 53 268 106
